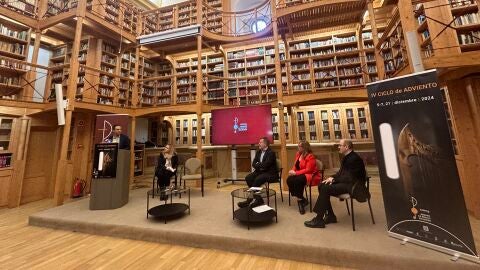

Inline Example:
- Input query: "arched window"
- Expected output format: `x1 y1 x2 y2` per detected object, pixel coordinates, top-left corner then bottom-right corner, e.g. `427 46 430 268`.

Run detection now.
251 19 267 33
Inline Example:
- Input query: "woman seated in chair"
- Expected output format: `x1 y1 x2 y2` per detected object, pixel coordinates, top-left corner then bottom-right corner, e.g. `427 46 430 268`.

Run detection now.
287 141 321 215
155 144 178 190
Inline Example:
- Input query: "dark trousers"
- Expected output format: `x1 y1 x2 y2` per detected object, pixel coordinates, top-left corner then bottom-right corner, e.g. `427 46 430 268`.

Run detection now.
286 174 307 199
313 182 351 217
245 171 275 187
156 168 175 188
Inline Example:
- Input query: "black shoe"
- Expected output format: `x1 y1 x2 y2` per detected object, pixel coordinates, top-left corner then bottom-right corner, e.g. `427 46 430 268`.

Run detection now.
238 198 253 208
301 198 309 207
324 214 337 224
250 197 264 208
304 216 326 228
298 201 306 215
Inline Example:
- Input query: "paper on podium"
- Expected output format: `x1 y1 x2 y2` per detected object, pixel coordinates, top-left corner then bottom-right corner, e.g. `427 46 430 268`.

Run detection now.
252 204 273 213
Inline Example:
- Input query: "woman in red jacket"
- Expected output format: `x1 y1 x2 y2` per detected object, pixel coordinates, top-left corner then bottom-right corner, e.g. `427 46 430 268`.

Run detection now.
287 141 321 214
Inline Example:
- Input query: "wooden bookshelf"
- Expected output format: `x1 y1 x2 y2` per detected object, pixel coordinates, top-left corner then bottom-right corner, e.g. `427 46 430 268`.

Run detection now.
0 18 30 100
294 103 372 143
134 143 145 176
0 117 14 151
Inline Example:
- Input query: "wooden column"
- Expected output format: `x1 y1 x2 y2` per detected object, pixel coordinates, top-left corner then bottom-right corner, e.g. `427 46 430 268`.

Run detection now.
196 35 203 160
53 3 86 205
8 116 30 207
465 78 480 142
271 0 288 188
397 0 419 73
368 0 385 80
129 116 136 187
133 47 140 107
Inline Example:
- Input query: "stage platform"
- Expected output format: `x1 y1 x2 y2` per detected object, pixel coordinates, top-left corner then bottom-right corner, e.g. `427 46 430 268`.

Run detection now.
29 182 479 270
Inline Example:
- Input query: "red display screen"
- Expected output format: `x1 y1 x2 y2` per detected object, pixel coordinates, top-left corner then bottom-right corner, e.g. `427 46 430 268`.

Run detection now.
211 105 273 145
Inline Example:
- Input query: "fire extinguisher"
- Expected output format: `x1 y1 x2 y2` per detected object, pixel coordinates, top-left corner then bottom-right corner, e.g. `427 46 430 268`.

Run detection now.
72 178 86 198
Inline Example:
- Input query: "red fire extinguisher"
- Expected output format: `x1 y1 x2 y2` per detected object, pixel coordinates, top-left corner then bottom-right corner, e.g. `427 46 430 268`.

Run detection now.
72 178 86 198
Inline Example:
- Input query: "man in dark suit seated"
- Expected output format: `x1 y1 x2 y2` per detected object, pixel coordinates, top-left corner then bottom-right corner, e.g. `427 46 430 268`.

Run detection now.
238 137 278 208
305 139 366 228
107 124 131 150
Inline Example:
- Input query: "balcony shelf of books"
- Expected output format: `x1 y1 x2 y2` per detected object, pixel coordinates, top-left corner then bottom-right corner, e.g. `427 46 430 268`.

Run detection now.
450 0 480 52
415 3 434 58
47 38 91 102
377 7 407 78
294 103 372 143
361 29 379 83
119 51 136 107
175 56 205 104
139 57 156 106
226 43 285 105
97 41 118 105
2 0 37 18
286 31 366 92
0 17 30 100
156 60 173 106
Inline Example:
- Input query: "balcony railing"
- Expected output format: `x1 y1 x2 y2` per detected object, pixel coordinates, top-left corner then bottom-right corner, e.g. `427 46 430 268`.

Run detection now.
141 0 272 37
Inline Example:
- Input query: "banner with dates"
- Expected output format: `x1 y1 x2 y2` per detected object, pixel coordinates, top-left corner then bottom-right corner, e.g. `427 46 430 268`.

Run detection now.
367 70 477 260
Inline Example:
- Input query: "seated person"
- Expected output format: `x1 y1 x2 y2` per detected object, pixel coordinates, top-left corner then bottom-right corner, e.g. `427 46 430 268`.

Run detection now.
155 144 178 192
305 139 366 228
287 141 321 215
238 137 278 208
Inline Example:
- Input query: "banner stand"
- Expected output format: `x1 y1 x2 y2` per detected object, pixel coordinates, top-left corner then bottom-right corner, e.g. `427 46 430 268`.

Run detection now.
367 70 479 264
390 233 479 264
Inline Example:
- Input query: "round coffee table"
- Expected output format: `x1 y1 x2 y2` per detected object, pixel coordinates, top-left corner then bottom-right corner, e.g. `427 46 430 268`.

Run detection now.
231 187 278 229
147 186 190 223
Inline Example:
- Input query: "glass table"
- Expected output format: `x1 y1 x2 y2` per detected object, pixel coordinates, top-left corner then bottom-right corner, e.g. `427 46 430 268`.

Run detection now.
147 186 190 223
231 187 278 230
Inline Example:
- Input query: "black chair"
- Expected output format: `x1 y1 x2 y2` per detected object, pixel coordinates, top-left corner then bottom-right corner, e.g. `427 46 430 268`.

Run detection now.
151 165 178 198
265 159 284 203
334 176 375 231
288 159 324 212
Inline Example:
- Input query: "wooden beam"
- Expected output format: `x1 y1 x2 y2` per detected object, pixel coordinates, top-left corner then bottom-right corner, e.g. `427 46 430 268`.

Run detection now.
0 102 45 114
423 52 480 69
0 7 38 29
39 10 76 30
283 89 368 105
276 0 361 17
85 13 136 43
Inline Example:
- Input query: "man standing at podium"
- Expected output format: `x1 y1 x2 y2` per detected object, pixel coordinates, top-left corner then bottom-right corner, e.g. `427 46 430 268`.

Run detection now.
238 137 277 208
107 124 131 150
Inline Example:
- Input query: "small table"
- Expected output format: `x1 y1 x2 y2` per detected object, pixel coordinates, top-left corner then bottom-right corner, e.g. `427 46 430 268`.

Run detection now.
147 186 190 223
231 187 278 230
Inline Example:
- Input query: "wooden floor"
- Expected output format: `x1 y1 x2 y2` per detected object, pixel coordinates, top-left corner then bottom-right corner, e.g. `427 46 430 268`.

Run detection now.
0 199 351 270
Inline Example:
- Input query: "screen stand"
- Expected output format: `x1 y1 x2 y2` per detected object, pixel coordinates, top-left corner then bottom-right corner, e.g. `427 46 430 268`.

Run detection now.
218 145 254 188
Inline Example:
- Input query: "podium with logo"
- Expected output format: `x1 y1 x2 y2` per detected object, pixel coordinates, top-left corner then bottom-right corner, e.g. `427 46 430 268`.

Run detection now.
89 143 130 210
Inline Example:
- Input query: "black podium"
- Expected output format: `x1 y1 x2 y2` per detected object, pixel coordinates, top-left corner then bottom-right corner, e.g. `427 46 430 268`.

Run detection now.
90 144 130 210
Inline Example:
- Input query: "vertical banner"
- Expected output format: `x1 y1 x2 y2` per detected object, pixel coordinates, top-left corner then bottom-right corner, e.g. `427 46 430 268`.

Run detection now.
93 143 118 178
367 70 478 260
94 114 129 144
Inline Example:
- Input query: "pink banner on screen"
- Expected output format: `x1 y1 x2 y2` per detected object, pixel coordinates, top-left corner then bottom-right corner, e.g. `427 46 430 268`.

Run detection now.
211 105 273 145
